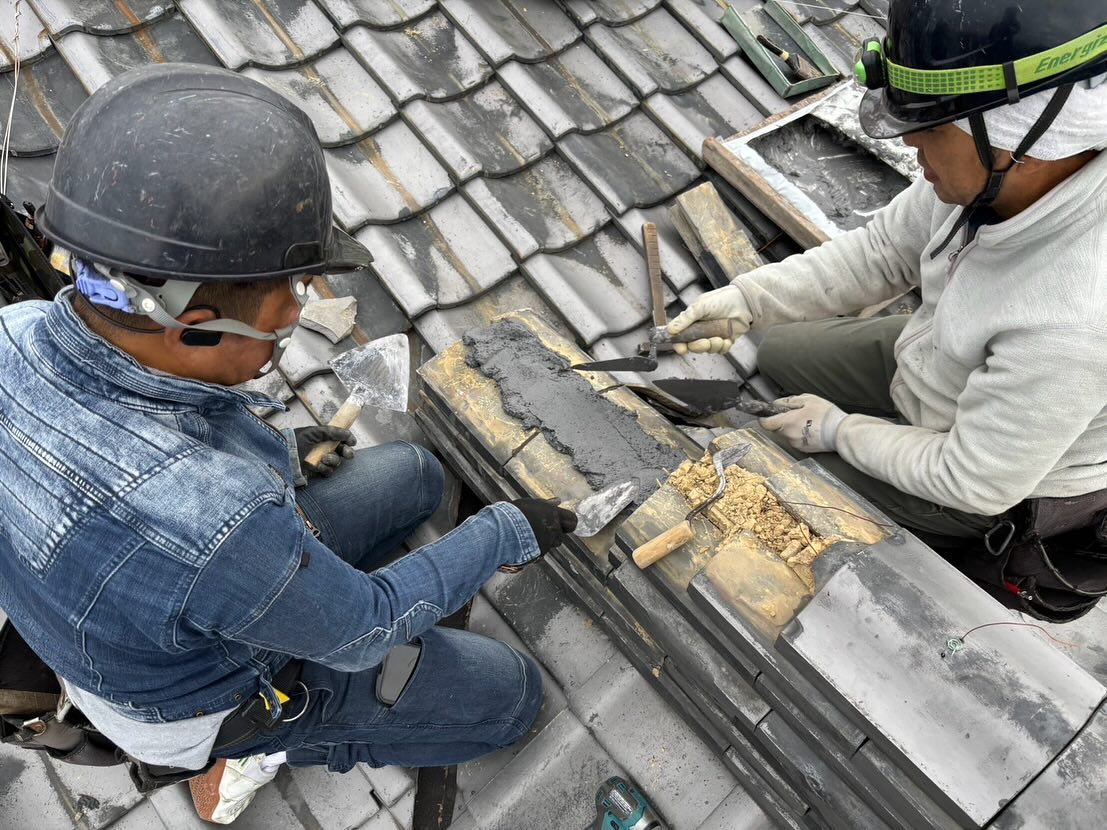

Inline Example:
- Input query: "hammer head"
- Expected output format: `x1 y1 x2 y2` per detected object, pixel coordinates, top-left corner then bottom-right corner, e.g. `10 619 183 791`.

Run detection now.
328 333 411 413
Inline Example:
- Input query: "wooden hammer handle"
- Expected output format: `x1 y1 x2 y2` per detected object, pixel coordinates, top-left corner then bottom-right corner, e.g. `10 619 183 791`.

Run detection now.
303 397 362 468
673 319 741 343
632 520 695 568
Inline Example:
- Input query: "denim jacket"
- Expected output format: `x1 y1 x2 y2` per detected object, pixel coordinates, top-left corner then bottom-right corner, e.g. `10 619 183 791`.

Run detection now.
0 291 538 723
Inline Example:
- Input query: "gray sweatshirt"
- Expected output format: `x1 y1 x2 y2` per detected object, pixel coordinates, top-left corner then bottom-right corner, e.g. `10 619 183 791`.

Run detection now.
733 152 1107 516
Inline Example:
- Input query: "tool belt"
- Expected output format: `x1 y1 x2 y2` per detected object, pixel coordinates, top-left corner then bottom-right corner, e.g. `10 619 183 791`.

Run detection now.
943 488 1107 622
1 617 303 793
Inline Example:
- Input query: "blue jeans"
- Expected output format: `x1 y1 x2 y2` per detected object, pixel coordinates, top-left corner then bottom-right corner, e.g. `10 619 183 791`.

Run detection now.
217 442 544 770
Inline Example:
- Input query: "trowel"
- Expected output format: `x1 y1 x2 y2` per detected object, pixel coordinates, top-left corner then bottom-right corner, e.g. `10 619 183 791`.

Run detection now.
571 223 743 373
303 333 411 468
499 480 638 573
652 378 790 418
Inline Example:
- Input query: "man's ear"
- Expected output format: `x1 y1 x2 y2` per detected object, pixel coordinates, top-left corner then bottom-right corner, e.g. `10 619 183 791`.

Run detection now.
164 306 221 350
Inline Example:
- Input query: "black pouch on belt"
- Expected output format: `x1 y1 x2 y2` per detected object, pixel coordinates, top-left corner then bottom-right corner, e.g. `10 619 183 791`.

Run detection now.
944 489 1107 622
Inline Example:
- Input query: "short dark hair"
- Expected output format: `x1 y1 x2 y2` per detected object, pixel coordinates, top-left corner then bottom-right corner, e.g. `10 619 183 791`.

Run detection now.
77 277 282 333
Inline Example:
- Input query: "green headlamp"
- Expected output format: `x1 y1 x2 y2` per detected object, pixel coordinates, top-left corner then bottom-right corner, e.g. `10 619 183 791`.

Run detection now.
855 23 1107 97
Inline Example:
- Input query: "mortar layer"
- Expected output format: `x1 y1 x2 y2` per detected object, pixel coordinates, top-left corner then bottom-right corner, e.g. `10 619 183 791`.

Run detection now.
463 321 686 502
670 454 835 591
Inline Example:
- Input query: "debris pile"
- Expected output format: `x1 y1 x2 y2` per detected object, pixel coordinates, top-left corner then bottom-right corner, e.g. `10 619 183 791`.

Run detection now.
669 453 835 590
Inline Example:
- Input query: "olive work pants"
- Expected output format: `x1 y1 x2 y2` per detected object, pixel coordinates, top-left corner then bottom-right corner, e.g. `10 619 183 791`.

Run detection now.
756 316 993 544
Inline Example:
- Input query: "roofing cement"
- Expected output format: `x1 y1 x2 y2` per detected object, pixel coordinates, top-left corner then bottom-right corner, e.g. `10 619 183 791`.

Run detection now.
749 117 910 231
463 320 685 502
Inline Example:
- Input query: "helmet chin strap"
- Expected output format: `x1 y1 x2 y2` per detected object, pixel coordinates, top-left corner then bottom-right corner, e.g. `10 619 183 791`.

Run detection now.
74 259 307 377
929 84 1075 259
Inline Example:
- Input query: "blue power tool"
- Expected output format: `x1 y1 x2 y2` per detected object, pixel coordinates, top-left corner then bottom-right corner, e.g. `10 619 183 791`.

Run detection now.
592 776 667 830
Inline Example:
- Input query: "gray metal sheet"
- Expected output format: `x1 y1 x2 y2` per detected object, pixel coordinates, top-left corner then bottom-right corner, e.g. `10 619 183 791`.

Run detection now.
342 13 491 103
779 533 1106 826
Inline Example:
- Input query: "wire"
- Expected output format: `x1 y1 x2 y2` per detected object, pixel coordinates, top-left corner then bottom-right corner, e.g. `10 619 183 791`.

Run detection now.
776 499 898 529
1 0 22 195
959 621 1078 649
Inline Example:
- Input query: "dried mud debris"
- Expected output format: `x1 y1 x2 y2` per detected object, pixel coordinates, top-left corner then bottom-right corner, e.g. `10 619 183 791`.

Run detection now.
669 453 835 591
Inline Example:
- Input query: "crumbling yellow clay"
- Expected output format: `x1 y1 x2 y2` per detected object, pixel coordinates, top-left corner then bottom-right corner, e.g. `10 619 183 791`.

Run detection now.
669 454 836 592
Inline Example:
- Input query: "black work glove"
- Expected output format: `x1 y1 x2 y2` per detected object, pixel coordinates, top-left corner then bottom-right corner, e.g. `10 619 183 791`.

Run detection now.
294 425 357 478
500 498 578 573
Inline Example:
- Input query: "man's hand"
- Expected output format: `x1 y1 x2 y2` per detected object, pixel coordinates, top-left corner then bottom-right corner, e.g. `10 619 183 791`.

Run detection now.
294 425 357 477
500 498 578 572
666 285 753 355
759 394 848 454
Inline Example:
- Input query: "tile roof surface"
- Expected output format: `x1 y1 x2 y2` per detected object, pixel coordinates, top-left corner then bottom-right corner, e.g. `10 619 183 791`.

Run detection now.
0 1 906 828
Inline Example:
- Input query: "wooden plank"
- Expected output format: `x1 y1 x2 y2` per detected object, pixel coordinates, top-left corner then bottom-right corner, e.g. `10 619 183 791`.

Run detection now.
703 136 830 252
669 182 764 286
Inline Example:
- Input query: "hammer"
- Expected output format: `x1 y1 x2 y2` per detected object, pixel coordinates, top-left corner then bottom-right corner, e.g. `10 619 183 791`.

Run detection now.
632 444 751 568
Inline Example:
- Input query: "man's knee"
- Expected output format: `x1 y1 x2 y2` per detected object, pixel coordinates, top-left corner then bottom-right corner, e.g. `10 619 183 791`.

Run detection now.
756 323 804 388
397 442 444 518
498 651 544 746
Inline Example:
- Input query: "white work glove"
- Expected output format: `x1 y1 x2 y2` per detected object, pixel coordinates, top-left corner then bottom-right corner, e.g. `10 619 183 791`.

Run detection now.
759 394 848 454
666 285 753 355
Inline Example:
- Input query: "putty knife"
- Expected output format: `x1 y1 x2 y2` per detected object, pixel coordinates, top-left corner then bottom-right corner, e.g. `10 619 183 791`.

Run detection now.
652 378 790 418
304 333 411 468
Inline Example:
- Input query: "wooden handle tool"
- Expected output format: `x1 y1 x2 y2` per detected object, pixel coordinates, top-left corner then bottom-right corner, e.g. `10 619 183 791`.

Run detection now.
303 396 362 468
672 319 742 343
632 520 696 568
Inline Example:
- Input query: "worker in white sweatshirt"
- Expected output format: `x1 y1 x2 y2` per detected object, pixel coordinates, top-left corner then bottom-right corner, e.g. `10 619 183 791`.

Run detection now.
669 1 1107 620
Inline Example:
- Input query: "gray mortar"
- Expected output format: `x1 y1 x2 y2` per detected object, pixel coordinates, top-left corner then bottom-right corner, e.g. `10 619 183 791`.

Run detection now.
463 320 686 503
750 117 910 231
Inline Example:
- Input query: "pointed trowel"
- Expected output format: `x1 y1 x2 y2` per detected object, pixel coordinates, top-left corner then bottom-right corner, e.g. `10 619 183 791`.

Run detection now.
303 333 411 468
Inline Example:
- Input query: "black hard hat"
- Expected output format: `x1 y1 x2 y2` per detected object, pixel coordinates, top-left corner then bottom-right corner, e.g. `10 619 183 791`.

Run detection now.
856 0 1107 138
38 63 370 282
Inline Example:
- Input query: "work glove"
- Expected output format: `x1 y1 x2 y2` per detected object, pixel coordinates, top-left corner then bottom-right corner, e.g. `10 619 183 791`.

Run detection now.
759 394 848 454
294 425 357 478
500 498 578 572
666 284 753 355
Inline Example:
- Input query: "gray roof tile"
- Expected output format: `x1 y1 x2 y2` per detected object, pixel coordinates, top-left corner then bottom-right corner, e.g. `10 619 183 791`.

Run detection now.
0 2 53 69
2 153 54 206
802 5 883 73
27 0 171 36
357 193 516 315
439 0 581 66
521 226 677 345
404 80 553 181
860 0 890 18
242 47 395 146
561 0 662 27
719 54 790 117
611 202 702 291
779 533 1107 827
644 72 763 159
177 0 340 70
1 48 85 155
325 120 453 230
54 12 219 92
342 12 491 104
586 7 717 95
664 0 740 60
411 274 575 353
559 110 700 213
496 42 637 138
315 0 435 30
791 0 859 25
464 154 609 258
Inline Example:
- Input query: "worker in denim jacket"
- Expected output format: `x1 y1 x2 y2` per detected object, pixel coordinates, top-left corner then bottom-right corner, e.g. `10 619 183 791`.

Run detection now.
0 64 576 824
